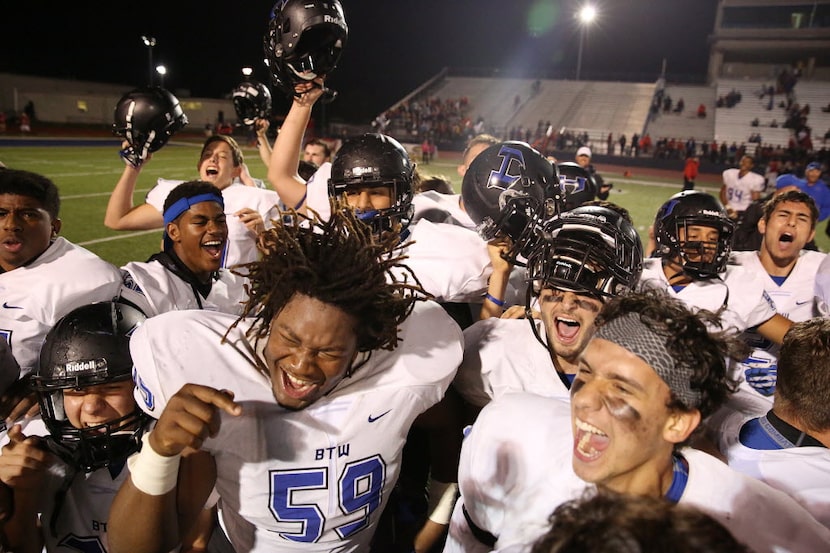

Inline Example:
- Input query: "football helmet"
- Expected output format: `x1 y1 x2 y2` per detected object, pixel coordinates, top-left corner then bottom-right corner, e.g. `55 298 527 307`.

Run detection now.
113 87 188 168
33 301 148 473
461 141 563 264
557 161 598 210
232 78 272 126
654 190 735 279
527 205 643 299
328 133 415 235
263 0 348 100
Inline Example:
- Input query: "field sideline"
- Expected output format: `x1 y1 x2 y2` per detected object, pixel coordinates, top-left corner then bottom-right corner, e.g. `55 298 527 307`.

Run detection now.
1 141 826 268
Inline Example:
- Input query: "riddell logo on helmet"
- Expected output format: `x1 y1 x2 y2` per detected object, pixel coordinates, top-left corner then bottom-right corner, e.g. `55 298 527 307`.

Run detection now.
700 209 721 217
64 359 105 373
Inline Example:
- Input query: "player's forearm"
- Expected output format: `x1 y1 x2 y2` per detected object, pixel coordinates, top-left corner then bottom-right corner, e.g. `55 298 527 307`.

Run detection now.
1 488 44 553
109 480 181 553
479 270 510 320
105 166 141 229
257 132 273 168
267 101 312 210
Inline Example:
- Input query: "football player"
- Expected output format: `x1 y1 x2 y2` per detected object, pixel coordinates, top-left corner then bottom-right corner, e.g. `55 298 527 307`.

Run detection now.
118 181 247 317
715 317 830 529
728 190 824 404
454 203 643 418
106 87 281 268
445 290 830 553
0 168 122 422
0 301 213 552
108 206 463 553
641 190 793 345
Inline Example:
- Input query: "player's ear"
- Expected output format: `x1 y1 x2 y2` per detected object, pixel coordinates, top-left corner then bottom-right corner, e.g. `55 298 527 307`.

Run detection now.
166 222 181 243
757 216 767 235
664 409 700 445
51 218 62 237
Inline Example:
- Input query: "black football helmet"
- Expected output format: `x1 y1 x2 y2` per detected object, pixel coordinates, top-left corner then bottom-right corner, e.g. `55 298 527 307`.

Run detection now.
328 133 415 235
113 87 188 168
232 78 272 126
557 162 598 210
33 301 148 473
527 205 643 299
263 0 347 100
654 190 735 279
461 141 563 265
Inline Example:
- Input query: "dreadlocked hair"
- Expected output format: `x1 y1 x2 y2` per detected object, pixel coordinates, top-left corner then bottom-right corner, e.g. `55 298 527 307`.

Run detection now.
231 200 425 353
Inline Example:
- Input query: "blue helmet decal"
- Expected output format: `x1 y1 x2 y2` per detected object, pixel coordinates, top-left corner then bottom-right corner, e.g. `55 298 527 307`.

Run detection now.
560 175 587 196
660 199 680 220
487 145 527 191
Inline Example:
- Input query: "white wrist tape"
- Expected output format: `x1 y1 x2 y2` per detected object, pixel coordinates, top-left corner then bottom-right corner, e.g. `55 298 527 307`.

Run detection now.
427 480 459 525
127 432 182 496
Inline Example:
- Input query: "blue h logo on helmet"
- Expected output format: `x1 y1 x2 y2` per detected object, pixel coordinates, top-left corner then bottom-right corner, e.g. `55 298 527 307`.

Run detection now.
487 145 527 191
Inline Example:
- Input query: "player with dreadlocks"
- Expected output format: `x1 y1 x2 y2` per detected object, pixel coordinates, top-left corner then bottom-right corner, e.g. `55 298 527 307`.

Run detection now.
109 203 463 553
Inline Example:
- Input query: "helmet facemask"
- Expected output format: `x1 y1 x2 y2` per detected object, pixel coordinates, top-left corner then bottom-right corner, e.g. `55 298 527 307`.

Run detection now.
664 217 734 279
477 194 548 266
330 177 414 237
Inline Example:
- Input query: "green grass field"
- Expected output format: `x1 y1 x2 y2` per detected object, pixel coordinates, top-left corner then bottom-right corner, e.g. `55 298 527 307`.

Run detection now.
1 141 826 267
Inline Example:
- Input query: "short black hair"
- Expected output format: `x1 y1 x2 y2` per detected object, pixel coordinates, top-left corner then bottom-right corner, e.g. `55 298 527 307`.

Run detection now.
0 168 60 218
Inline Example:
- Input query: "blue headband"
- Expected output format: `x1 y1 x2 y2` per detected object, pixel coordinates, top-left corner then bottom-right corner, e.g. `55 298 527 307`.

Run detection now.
163 193 225 226
162 192 225 253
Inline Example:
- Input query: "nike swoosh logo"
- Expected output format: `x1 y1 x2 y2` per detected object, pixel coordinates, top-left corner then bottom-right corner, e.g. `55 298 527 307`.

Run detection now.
2 302 22 309
795 300 812 306
368 409 392 423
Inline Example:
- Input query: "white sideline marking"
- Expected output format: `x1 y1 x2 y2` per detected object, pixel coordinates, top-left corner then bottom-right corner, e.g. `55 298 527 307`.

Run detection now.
78 229 160 246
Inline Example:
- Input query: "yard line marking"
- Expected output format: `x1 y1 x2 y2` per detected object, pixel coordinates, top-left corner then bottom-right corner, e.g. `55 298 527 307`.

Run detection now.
62 188 152 200
78 229 160 246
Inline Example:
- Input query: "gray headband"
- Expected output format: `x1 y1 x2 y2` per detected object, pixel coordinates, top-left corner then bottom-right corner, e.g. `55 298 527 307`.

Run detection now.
594 312 701 408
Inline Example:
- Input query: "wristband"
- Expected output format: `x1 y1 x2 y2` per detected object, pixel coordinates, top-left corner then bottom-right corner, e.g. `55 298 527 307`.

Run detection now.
427 480 459 525
485 293 505 307
127 432 181 496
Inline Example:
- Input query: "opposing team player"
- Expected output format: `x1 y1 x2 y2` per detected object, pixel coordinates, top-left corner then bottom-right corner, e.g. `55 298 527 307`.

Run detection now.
730 190 824 404
0 301 212 552
0 169 121 420
454 203 643 416
119 181 247 317
108 206 463 553
641 190 792 345
715 317 830 528
106 87 280 267
445 290 830 553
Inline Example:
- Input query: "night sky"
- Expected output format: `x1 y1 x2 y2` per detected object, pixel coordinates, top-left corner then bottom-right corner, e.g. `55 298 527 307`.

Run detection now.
1 0 719 122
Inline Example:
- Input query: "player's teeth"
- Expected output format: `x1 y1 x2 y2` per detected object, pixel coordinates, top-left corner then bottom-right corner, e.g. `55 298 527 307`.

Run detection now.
575 418 606 435
286 372 313 388
578 431 594 453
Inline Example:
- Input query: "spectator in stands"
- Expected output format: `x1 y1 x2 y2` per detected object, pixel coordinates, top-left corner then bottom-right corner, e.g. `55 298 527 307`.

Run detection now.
631 133 640 157
618 134 627 156
606 132 614 155
751 117 760 127
683 154 700 191
673 97 685 114
18 112 30 135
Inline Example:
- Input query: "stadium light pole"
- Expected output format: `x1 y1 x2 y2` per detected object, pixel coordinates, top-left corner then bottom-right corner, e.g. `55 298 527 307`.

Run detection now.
575 5 597 81
141 35 157 86
156 64 167 88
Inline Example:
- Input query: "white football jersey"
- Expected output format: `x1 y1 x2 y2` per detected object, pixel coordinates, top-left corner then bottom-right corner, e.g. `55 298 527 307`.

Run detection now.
722 168 766 212
411 192 476 230
304 162 333 221
446 393 830 553
454 318 570 408
400 220 491 303
639 258 777 334
817 254 830 316
717 410 830 528
0 238 122 378
146 179 281 268
731 250 825 404
130 301 463 552
119 259 247 317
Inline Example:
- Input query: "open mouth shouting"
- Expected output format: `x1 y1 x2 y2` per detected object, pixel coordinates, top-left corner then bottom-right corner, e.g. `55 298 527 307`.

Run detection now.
202 238 225 260
279 368 322 403
573 417 610 462
555 316 582 344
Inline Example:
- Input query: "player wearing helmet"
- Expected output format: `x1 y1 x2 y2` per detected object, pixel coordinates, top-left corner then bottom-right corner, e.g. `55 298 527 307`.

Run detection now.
0 168 122 423
454 203 643 418
641 190 792 345
557 161 598 211
107 206 463 553
106 90 282 267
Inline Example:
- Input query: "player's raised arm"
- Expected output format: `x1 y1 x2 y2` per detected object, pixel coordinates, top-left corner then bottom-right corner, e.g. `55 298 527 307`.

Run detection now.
109 383 241 553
